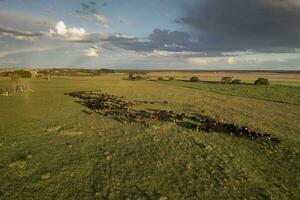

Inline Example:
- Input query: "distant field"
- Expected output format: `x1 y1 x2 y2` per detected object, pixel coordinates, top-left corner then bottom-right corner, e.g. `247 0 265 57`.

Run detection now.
160 80 300 105
0 74 299 199
147 71 300 87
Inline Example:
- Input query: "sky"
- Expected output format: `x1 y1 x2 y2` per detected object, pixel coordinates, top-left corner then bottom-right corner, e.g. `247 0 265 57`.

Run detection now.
0 0 300 70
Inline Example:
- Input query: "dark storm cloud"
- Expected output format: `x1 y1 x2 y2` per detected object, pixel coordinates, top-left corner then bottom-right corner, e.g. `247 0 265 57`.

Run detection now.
179 0 300 51
68 28 201 53
114 28 202 52
148 29 189 48
110 28 299 56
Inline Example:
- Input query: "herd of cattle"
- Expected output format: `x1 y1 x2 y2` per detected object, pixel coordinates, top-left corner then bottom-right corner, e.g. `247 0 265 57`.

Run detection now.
66 90 281 145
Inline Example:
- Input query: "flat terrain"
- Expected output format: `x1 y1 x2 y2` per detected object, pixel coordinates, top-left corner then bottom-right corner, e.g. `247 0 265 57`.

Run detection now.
147 71 300 86
0 73 299 199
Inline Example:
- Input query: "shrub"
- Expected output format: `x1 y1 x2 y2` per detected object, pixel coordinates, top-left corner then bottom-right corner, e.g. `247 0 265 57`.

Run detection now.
168 77 175 81
98 68 114 73
190 76 200 82
128 73 136 80
231 79 242 84
157 77 164 81
0 71 10 77
254 78 269 85
12 70 32 78
0 70 32 78
136 75 143 80
221 76 233 83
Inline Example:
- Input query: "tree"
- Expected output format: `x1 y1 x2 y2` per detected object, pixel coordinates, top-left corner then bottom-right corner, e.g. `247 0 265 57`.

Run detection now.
254 78 269 85
190 76 200 82
221 77 233 83
136 75 143 80
128 73 136 80
1 70 32 78
12 70 32 78
231 79 242 84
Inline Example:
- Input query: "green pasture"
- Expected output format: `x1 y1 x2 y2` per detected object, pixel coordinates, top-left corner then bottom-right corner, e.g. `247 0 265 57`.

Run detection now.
0 76 299 199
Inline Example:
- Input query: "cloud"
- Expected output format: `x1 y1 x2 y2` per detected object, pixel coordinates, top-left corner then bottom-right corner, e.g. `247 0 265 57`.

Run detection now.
47 21 86 41
76 1 97 14
186 53 293 67
117 16 128 24
227 57 236 65
145 50 174 57
0 46 59 59
70 13 92 21
141 50 204 58
43 21 211 55
45 21 139 51
43 5 53 15
186 57 211 65
0 11 53 34
186 57 238 66
69 32 137 46
44 19 296 60
94 14 109 27
288 0 300 7
0 26 42 40
186 57 237 66
66 28 205 54
113 28 202 53
148 29 190 49
21 0 39 2
179 0 300 51
221 50 255 56
33 19 51 26
83 46 100 57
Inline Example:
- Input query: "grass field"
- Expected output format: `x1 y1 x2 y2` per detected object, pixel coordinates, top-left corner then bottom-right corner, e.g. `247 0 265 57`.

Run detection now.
0 73 299 199
160 80 300 105
147 71 300 87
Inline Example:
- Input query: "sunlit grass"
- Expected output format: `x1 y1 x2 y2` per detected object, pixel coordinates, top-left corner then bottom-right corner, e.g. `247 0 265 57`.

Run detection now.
0 76 299 199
